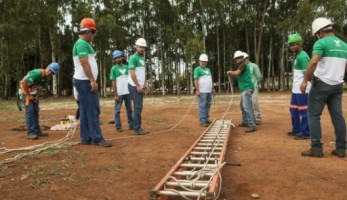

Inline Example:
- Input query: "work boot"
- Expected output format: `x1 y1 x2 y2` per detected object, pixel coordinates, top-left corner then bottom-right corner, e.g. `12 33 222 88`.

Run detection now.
93 140 112 147
116 127 123 132
238 123 248 127
245 126 256 133
331 149 345 158
134 129 150 135
301 149 323 158
207 120 212 124
128 127 134 130
255 120 262 125
287 131 299 136
37 132 49 137
294 134 310 140
27 134 39 140
200 123 209 127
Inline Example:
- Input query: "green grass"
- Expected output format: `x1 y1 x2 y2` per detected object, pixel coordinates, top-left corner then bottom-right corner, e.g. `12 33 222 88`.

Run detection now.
147 117 165 124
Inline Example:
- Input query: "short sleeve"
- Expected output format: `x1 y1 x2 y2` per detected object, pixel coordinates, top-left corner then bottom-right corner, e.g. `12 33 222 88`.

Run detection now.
128 56 136 70
75 42 90 58
312 40 324 56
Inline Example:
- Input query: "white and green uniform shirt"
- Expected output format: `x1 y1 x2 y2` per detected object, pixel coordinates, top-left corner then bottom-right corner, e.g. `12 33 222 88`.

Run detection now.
194 66 213 93
292 50 311 93
110 64 130 96
248 62 262 88
128 53 146 87
313 35 347 85
72 38 98 80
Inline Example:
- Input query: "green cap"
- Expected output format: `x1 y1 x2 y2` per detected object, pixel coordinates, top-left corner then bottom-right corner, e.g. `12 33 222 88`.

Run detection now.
288 34 303 44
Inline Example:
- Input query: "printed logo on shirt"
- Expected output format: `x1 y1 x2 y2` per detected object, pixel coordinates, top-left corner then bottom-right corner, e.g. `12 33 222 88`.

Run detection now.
204 70 210 75
334 40 341 47
119 69 126 75
139 59 145 66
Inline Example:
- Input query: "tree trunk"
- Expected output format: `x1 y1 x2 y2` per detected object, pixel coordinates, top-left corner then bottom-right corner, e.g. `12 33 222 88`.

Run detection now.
266 37 272 92
279 37 285 91
255 3 267 65
217 26 221 93
223 29 226 92
49 30 58 97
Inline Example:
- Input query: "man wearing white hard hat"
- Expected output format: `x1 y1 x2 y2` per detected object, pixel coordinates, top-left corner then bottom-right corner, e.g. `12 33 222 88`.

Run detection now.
227 50 256 133
128 38 150 135
242 52 262 125
300 17 347 158
194 54 215 127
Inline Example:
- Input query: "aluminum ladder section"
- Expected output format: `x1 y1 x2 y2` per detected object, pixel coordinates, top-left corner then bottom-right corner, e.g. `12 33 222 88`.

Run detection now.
150 119 232 200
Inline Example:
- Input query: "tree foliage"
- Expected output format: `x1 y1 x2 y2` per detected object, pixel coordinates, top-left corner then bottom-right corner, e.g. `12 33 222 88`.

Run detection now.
0 0 346 98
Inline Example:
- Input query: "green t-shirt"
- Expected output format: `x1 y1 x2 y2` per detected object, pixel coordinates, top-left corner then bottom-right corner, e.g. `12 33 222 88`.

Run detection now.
238 64 254 92
128 53 146 87
25 69 50 88
110 64 129 95
72 38 98 80
292 50 310 93
193 66 213 93
312 35 347 85
248 62 262 87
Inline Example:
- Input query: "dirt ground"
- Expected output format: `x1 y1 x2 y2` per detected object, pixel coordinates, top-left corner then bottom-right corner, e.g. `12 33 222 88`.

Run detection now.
0 92 347 200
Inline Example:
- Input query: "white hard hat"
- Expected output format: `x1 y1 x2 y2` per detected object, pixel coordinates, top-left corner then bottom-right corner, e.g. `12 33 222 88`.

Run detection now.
242 52 249 59
135 38 147 47
199 54 208 61
312 17 333 35
233 50 244 59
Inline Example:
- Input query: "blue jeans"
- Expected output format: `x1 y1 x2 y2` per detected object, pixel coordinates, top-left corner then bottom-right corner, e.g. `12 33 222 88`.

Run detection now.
308 80 346 151
73 79 104 144
128 84 143 131
22 94 41 136
240 89 256 127
198 93 212 124
290 93 309 136
115 94 134 129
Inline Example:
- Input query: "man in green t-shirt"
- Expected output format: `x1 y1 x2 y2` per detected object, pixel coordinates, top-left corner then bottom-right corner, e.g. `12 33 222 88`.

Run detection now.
110 50 133 132
128 38 150 135
20 63 60 140
301 17 347 158
243 52 262 125
194 54 215 127
287 34 311 140
227 50 256 133
72 18 112 147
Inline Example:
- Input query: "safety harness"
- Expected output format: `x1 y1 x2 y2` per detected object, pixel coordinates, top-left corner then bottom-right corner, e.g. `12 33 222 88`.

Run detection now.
17 69 45 110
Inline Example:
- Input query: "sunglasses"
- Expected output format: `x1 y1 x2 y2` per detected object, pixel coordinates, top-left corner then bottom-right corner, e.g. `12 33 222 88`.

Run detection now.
90 29 96 35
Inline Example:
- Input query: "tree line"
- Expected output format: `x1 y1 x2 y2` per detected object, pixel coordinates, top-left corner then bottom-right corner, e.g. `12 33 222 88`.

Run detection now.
1 0 347 99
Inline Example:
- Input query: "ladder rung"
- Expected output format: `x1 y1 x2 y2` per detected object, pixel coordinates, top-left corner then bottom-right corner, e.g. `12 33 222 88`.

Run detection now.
165 181 209 188
180 163 218 168
173 171 214 176
157 190 207 197
190 151 221 155
194 147 222 150
185 157 219 161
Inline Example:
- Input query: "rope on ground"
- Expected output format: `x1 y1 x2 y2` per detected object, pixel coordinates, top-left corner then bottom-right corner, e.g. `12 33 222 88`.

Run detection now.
164 162 226 200
106 96 197 141
0 124 79 165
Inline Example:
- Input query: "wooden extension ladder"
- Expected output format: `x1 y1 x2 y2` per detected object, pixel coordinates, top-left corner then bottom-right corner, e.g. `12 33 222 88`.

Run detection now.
150 119 232 200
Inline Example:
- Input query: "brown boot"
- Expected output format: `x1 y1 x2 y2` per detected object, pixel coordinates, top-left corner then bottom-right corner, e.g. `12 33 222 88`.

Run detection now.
301 149 323 158
331 149 345 158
